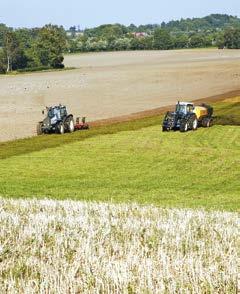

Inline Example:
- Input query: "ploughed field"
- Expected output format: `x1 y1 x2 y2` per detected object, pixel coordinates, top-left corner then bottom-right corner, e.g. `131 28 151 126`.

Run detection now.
1 49 240 142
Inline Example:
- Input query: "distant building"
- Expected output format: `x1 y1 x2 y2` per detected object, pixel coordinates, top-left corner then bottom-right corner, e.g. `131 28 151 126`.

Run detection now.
66 31 84 38
67 26 84 38
132 32 148 38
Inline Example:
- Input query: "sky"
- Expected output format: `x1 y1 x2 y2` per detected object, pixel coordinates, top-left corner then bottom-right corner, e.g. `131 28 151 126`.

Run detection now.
1 0 240 29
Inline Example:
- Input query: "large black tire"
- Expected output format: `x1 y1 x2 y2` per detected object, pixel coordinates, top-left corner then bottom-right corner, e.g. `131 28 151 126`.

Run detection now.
209 118 213 127
162 126 169 132
56 122 65 134
180 120 188 132
202 117 212 128
37 122 43 135
192 116 198 131
65 117 75 133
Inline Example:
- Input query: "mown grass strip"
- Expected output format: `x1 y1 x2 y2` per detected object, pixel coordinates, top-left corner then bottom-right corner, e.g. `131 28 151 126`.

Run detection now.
0 115 163 160
1 124 239 210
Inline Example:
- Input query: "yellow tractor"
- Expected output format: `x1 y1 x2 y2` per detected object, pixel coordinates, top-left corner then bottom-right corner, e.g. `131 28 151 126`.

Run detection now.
162 102 213 132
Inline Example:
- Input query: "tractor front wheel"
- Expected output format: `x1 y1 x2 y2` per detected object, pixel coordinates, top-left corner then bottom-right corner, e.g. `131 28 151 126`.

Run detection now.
192 118 198 131
56 122 65 134
37 122 43 135
162 126 169 132
180 120 188 132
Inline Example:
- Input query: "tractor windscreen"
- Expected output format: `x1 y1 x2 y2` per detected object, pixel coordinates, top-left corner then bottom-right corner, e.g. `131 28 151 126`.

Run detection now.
60 107 67 117
176 104 187 114
176 104 193 114
48 109 55 118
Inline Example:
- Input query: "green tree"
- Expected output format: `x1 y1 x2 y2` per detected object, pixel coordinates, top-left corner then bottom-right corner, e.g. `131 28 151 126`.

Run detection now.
173 34 189 48
0 49 7 73
3 31 27 72
223 27 240 49
0 24 10 47
141 36 154 50
67 39 78 53
113 38 131 51
153 29 173 50
216 32 225 49
189 34 205 48
130 36 153 50
33 24 67 68
15 28 39 49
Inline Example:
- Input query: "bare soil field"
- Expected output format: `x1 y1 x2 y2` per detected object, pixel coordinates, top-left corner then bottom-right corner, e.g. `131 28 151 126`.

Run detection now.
0 49 240 142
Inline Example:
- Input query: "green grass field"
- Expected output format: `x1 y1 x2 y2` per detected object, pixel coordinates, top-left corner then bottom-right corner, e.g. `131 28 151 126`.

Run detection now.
0 98 239 211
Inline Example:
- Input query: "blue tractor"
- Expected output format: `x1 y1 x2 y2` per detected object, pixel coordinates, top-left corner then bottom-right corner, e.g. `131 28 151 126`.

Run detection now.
37 105 75 135
162 101 213 132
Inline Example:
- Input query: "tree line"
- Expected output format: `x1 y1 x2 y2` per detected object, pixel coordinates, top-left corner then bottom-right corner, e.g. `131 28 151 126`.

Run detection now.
68 14 240 53
1 14 240 73
0 24 66 73
67 25 240 53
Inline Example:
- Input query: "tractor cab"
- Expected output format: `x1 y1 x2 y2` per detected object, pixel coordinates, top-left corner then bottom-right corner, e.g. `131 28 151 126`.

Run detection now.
47 105 67 120
175 102 194 115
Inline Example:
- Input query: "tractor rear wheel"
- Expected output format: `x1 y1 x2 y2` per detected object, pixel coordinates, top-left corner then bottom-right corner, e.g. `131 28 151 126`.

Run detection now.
66 117 75 133
180 120 188 132
56 122 65 134
202 117 212 128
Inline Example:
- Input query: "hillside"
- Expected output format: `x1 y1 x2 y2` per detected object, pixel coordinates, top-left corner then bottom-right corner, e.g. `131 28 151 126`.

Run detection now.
162 14 240 32
0 97 239 211
82 14 240 35
68 14 240 52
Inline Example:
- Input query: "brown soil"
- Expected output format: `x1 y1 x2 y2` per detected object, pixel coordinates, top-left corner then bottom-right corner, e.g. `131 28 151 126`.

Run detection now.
0 49 240 142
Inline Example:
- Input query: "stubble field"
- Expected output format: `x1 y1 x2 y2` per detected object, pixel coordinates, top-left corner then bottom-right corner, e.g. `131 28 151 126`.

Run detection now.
0 199 238 293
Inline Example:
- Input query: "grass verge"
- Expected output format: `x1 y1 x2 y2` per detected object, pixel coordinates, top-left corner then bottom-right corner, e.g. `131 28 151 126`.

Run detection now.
2 67 76 76
0 115 162 160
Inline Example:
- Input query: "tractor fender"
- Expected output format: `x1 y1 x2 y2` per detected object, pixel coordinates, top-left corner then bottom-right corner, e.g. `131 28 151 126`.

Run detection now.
186 113 197 122
63 114 74 123
186 113 196 119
